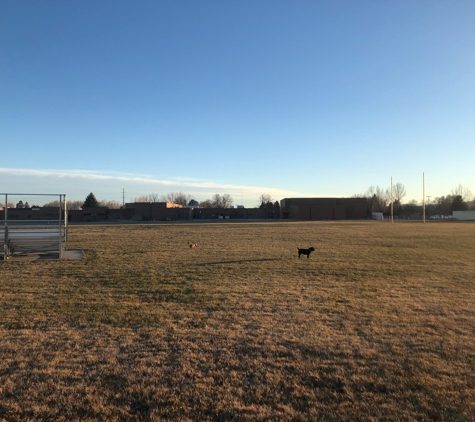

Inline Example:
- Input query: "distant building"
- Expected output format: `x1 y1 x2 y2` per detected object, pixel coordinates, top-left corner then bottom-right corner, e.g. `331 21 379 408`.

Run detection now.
71 206 108 222
6 198 368 223
453 210 475 221
2 207 63 221
280 198 367 220
191 206 278 220
125 202 184 221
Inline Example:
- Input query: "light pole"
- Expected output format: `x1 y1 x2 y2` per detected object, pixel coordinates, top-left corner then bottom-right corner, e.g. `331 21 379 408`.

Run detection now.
423 172 425 223
390 176 393 223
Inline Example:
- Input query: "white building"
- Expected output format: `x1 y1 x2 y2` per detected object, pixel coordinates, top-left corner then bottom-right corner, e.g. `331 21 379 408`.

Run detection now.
453 210 475 221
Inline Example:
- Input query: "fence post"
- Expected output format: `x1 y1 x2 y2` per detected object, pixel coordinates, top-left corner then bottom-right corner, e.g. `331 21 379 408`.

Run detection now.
64 194 68 242
3 194 7 260
58 194 63 259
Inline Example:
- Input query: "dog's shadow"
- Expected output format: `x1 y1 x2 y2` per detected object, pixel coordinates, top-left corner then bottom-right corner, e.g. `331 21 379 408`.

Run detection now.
193 258 280 266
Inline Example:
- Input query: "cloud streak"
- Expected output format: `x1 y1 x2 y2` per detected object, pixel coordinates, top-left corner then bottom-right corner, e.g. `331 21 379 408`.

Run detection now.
0 167 308 201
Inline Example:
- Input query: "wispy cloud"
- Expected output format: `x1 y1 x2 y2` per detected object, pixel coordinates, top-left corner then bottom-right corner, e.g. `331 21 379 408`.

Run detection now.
0 167 309 201
1 168 159 183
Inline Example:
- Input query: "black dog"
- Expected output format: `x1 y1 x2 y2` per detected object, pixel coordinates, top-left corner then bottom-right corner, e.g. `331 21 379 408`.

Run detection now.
297 246 315 259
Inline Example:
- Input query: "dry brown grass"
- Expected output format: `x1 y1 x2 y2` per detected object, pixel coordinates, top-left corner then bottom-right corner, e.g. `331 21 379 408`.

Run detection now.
1 221 474 421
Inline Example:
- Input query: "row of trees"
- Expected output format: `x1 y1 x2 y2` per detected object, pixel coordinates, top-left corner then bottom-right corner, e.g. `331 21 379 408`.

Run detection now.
3 192 278 210
132 192 235 208
6 186 473 216
353 183 407 213
133 192 280 208
355 183 474 216
39 193 121 210
132 192 280 209
14 200 34 208
257 193 280 209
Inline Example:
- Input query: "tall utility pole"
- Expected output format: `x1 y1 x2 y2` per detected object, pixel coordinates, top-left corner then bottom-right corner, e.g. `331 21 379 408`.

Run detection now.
423 172 426 223
390 176 393 223
122 188 125 208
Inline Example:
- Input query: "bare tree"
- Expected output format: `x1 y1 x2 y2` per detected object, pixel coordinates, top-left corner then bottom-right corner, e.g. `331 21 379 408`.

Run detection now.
132 195 148 202
43 199 79 208
99 200 121 208
392 183 406 204
148 193 161 202
46 198 119 209
164 192 191 206
222 194 233 208
211 194 233 208
258 193 273 208
68 200 85 210
451 184 473 202
364 186 388 213
43 200 60 207
133 193 161 202
164 192 179 204
212 194 223 207
199 199 213 208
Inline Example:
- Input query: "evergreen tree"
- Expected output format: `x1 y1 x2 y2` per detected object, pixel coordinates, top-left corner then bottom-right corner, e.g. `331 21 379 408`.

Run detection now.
451 195 467 212
83 192 99 208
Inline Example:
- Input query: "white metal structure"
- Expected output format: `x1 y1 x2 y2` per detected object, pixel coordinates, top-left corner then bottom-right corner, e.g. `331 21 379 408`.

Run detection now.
1 193 67 260
453 210 475 221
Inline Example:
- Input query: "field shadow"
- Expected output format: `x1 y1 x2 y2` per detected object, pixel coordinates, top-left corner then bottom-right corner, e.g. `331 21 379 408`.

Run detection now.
2 250 83 262
193 258 280 266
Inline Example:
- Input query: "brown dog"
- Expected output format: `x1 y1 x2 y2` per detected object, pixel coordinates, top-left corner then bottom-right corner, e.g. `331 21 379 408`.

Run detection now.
188 242 198 248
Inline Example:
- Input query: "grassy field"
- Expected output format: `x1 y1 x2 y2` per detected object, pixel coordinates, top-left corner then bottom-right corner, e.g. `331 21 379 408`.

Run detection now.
1 221 474 421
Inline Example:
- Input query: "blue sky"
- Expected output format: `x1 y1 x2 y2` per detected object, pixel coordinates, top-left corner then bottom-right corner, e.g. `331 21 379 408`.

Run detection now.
1 1 474 207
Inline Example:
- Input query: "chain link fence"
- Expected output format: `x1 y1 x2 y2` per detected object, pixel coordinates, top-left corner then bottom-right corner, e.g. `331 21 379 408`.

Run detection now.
1 193 67 260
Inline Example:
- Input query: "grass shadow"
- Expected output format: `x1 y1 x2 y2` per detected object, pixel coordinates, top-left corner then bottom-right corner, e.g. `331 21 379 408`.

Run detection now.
193 258 280 266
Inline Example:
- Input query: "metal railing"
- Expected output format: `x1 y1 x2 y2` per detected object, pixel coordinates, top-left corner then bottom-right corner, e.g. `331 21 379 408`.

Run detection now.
1 193 67 260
